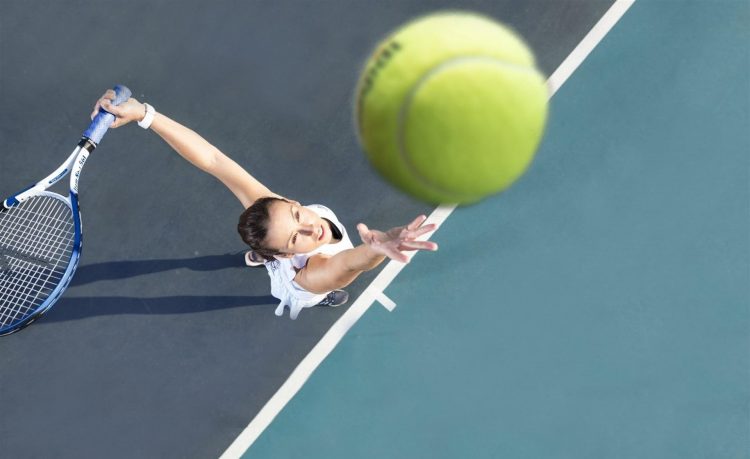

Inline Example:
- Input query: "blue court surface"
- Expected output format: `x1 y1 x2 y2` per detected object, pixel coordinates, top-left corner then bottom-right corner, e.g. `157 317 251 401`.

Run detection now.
0 1 747 458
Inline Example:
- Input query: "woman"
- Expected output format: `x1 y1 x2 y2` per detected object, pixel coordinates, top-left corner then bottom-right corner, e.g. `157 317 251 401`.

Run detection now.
92 90 438 319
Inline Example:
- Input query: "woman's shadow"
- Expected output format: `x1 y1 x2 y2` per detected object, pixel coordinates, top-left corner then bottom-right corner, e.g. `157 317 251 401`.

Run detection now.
43 252 276 323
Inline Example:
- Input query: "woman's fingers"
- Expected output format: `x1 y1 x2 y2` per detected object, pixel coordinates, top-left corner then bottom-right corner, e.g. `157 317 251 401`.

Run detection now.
357 223 373 244
399 240 438 251
98 99 122 128
100 98 118 113
90 90 118 119
408 223 437 239
361 218 437 262
406 214 427 231
90 98 104 120
387 250 409 263
101 95 144 128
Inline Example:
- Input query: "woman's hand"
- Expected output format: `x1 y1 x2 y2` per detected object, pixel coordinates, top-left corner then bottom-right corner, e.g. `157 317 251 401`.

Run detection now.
90 89 146 128
357 215 439 263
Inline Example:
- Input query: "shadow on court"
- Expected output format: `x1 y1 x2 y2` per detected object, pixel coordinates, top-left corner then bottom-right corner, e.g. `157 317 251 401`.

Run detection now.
39 254 276 322
45 295 275 322
75 252 247 283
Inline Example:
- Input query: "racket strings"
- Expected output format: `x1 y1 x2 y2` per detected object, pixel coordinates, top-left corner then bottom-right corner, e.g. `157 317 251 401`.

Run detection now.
0 195 75 329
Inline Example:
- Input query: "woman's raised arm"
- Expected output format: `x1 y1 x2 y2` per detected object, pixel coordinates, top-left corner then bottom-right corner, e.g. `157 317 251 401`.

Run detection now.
93 90 280 208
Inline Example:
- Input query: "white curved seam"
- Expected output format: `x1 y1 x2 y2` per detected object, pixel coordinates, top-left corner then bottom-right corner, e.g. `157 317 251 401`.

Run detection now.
396 55 542 201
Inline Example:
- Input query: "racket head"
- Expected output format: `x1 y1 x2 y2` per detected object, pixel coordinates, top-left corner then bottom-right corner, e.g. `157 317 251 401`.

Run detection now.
0 191 81 335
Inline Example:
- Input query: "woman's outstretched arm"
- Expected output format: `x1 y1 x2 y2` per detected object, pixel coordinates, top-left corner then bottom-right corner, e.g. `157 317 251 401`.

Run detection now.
93 90 279 208
294 215 438 294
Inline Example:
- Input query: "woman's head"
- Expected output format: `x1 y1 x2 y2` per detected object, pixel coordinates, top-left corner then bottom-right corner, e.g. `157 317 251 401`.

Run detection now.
237 197 334 260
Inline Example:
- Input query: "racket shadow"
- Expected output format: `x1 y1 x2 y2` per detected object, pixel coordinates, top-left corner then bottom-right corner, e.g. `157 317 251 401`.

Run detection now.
42 294 276 323
72 252 248 285
38 252 276 323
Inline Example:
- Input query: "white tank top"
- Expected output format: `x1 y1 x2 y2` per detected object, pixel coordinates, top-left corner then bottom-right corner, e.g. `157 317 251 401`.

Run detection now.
264 204 354 319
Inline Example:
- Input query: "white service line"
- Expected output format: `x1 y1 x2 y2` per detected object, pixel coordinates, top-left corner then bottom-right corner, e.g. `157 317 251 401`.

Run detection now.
220 1 635 457
376 292 398 311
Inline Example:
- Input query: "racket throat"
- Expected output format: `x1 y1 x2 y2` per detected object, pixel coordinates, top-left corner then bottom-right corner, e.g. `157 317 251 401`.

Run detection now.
78 137 97 153
70 139 96 195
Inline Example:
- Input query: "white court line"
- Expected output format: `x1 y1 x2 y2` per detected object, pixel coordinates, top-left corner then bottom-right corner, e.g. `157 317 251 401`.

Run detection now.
220 1 635 457
548 0 635 95
376 292 397 311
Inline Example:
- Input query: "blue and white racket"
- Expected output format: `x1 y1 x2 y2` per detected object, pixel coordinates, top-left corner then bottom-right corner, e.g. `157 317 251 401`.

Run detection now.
0 84 131 335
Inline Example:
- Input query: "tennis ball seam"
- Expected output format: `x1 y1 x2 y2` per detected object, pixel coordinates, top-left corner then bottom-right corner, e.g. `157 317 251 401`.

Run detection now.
396 55 544 202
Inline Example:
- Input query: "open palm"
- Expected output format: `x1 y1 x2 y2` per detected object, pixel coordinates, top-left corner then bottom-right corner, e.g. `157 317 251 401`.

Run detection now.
357 215 439 263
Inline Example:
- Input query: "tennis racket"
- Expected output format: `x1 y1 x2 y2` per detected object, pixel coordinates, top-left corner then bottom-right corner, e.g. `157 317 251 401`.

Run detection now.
0 84 131 335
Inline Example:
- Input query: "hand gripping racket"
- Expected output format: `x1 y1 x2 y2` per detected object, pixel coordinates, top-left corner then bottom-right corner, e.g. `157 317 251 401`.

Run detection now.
0 85 131 335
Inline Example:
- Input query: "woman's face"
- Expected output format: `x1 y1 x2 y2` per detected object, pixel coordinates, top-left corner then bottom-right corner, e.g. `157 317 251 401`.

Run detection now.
263 200 333 256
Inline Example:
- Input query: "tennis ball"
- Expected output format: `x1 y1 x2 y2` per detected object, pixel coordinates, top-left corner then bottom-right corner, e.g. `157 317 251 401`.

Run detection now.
355 11 548 205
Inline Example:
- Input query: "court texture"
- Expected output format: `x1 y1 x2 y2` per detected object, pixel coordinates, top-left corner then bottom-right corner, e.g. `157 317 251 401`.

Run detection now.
1 0 747 458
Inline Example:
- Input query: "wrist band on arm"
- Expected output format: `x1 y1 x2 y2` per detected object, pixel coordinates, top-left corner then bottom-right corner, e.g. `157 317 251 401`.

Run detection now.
138 103 156 129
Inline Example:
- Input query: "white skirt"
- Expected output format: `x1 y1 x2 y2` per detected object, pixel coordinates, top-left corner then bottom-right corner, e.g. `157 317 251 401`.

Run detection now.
266 258 327 320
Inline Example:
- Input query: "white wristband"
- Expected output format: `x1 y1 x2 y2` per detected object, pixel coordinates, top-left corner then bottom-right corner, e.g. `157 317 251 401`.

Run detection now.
138 103 156 129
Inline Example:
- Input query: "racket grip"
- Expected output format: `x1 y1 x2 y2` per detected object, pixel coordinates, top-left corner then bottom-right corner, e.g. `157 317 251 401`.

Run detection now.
83 84 132 145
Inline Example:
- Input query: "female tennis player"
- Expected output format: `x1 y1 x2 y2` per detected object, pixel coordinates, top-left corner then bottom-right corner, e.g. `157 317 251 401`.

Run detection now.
91 90 438 319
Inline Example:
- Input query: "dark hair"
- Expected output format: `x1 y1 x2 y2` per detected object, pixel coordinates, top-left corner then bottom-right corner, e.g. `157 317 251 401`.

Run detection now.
237 196 289 261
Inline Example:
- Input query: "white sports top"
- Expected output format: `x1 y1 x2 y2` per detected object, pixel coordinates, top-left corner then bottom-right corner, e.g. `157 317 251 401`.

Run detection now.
264 204 354 319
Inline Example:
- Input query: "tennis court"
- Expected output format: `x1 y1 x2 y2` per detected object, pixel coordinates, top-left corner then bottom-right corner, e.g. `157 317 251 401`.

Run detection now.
0 1 747 458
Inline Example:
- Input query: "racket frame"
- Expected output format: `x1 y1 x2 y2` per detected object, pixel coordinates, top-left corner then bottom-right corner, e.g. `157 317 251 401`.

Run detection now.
0 142 90 335
0 84 130 335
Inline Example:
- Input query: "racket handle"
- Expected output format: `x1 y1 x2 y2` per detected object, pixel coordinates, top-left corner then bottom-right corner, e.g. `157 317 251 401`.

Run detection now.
83 84 132 145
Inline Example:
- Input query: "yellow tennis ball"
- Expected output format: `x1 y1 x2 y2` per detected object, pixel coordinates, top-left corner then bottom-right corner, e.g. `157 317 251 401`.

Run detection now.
355 11 548 205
